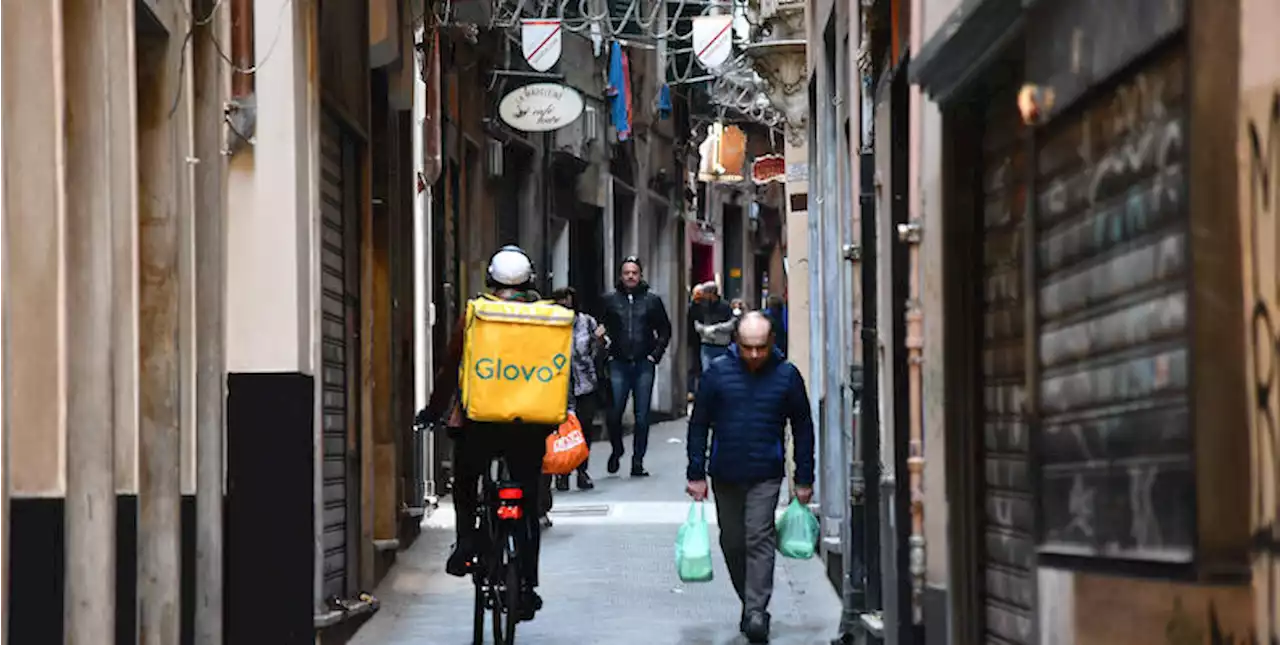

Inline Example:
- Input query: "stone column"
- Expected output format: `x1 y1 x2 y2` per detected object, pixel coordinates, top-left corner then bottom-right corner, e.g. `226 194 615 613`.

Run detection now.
63 0 124 641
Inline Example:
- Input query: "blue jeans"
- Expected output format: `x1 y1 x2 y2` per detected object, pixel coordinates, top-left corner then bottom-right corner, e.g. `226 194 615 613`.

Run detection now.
700 344 730 372
607 358 656 466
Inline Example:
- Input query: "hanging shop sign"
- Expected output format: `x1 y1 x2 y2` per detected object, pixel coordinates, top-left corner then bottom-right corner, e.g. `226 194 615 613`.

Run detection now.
497 83 584 133
697 122 746 183
750 154 786 184
521 19 562 72
692 15 734 70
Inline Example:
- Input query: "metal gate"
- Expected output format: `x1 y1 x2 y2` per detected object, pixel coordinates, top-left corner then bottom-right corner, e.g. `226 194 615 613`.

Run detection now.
977 79 1036 645
320 111 360 601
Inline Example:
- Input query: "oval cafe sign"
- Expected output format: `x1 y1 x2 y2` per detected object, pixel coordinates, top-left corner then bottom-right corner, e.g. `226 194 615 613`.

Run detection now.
498 82 584 133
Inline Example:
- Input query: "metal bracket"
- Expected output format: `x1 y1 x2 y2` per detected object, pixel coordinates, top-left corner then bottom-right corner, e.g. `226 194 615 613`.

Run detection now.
897 220 923 244
842 244 862 263
488 69 566 81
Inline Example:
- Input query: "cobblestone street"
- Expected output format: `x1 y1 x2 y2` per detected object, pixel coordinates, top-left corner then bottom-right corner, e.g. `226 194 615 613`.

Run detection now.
349 419 843 645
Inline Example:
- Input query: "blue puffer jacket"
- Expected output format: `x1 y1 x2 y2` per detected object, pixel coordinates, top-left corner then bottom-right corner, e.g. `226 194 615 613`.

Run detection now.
686 346 815 485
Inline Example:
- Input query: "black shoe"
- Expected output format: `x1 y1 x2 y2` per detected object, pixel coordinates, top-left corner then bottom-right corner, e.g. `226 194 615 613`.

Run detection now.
631 461 650 477
607 452 623 474
519 588 543 622
576 471 595 490
555 475 570 492
445 543 473 577
540 515 553 530
744 611 770 643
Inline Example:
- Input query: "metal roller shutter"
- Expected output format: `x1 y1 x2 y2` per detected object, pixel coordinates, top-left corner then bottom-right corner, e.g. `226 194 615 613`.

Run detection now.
319 111 358 601
978 84 1037 645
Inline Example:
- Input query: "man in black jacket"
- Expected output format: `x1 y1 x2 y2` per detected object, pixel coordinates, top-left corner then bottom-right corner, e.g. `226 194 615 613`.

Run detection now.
600 256 673 477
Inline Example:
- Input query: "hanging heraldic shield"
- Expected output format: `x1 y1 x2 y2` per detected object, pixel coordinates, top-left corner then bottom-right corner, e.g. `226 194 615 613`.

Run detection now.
522 19 563 72
692 15 734 71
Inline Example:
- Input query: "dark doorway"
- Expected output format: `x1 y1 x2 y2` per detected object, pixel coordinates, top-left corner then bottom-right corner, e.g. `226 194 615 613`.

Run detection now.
570 208 605 316
722 204 744 300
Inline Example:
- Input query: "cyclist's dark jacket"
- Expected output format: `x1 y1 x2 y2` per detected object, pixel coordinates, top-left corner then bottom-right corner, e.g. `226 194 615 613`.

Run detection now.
599 281 672 363
686 345 815 485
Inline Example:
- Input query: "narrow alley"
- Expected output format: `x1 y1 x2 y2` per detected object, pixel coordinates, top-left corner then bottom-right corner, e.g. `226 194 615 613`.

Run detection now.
348 420 842 645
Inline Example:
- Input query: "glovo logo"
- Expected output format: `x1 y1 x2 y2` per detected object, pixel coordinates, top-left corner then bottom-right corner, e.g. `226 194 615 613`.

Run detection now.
474 353 569 383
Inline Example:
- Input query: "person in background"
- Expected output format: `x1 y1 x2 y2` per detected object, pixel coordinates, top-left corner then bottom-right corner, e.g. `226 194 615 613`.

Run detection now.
729 298 746 317
686 283 708 403
763 295 788 359
599 256 673 477
685 312 815 644
551 287 608 492
693 283 735 371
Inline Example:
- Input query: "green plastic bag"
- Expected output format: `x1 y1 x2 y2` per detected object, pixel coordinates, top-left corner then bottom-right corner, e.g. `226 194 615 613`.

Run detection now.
675 502 714 583
776 498 820 559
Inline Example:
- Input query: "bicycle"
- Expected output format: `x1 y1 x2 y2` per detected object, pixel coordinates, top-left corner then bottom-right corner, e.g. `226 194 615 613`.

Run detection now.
468 455 528 645
417 414 531 645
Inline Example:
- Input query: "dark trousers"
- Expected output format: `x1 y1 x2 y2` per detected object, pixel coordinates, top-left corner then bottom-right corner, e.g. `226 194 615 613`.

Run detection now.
452 424 547 587
713 478 783 617
606 358 656 466
576 391 600 473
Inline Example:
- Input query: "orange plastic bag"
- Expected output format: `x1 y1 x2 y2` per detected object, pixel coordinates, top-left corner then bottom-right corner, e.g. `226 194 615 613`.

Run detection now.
543 411 589 475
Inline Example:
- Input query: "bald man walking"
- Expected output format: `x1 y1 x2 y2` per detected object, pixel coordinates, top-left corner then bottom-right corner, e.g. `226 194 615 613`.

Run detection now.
686 312 815 643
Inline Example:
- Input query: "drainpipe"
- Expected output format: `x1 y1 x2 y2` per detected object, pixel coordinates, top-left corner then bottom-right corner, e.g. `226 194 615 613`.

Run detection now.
230 0 254 98
542 132 553 292
64 2 119 642
225 0 256 154
193 0 228 642
0 7 8 642
856 147 883 645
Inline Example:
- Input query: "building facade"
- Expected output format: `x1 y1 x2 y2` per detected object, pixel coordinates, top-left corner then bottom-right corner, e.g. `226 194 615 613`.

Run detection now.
803 0 1280 643
2 1 434 643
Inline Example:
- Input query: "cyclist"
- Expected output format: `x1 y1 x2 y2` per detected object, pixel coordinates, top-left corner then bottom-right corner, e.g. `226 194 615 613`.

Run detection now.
421 245 554 621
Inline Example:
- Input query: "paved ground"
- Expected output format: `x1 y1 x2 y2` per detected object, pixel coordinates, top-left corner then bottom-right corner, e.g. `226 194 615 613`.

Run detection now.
349 419 842 645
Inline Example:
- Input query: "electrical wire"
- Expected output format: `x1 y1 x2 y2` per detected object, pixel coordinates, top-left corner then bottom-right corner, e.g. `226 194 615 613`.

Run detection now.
168 0 293 120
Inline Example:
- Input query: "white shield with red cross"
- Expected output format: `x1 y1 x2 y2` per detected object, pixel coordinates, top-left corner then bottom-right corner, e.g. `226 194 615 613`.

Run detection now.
692 15 734 71
521 19 563 72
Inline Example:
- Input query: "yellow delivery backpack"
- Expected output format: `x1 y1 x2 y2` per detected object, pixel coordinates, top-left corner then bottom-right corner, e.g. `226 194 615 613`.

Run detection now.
458 294 574 425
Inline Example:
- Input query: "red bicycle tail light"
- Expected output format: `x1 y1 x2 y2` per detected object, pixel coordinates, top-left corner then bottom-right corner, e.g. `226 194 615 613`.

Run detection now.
496 505 523 520
498 487 524 500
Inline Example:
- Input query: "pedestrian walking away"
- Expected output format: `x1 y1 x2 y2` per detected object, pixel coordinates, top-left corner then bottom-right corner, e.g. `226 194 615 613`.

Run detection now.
551 286 608 492
693 282 735 372
763 294 789 359
685 312 816 644
686 283 708 403
599 255 673 477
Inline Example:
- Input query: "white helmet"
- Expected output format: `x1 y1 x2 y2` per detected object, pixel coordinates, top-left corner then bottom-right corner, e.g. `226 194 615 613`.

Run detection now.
487 245 534 286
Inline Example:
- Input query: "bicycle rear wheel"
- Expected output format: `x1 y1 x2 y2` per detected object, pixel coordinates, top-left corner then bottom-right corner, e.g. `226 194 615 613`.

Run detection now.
502 535 521 644
490 560 507 645
472 574 485 645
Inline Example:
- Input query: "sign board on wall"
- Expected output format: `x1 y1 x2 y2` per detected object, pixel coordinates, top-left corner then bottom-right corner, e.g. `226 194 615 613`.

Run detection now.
751 154 785 184
497 83 584 133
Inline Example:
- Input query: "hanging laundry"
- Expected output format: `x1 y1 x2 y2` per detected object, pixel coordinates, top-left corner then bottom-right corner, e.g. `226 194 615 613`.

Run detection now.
621 48 634 140
657 83 673 120
607 41 632 141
